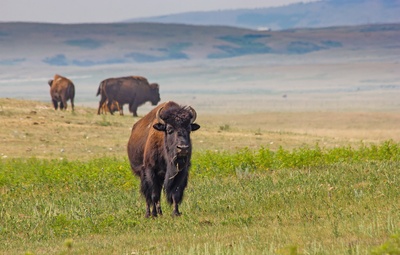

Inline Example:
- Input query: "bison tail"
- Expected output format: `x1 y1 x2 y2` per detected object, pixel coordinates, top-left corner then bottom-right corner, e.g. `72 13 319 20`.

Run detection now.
96 81 105 96
68 83 75 98
96 86 101 96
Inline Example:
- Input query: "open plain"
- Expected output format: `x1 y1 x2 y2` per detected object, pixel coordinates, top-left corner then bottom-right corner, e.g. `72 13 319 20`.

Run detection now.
1 98 400 160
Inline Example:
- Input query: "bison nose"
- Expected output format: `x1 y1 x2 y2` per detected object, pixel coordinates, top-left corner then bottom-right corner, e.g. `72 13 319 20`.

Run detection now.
177 145 189 155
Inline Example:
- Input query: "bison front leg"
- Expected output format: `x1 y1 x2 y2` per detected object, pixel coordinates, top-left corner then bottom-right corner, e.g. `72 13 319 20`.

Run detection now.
129 103 139 117
165 185 182 216
140 172 153 218
155 201 162 216
173 203 181 216
146 195 162 218
172 187 183 216
146 201 162 218
165 172 188 217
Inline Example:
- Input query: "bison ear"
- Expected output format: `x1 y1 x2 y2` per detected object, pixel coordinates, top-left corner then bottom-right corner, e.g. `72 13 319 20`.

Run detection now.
153 123 166 132
48 79 53 87
191 123 200 131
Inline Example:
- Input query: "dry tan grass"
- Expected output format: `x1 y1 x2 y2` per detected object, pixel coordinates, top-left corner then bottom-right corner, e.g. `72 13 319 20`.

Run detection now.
1 98 399 160
196 111 400 151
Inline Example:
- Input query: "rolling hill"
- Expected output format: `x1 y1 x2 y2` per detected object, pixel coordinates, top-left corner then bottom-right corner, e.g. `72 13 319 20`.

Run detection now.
126 0 400 30
1 22 399 67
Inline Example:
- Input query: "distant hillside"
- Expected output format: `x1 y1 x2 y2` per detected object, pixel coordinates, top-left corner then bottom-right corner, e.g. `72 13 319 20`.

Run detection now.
0 22 399 68
126 0 400 30
1 21 399 113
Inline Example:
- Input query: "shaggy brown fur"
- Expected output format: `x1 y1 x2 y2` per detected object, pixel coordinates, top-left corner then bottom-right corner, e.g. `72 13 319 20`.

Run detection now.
127 101 200 217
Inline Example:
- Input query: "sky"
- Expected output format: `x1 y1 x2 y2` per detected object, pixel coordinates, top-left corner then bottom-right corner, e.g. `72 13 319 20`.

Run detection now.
1 0 319 24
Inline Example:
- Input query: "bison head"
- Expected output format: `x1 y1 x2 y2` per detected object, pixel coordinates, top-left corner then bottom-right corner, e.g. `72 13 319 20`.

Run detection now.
153 105 200 172
149 83 161 106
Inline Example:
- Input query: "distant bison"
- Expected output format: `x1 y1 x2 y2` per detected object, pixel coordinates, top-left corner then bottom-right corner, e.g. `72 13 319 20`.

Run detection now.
48 74 75 111
127 101 200 217
96 76 160 117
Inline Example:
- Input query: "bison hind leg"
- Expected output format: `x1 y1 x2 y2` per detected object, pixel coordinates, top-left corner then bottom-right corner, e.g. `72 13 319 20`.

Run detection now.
70 98 74 111
97 97 107 115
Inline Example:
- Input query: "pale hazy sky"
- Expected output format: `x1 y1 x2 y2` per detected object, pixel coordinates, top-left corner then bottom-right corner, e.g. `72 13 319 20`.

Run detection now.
1 0 319 24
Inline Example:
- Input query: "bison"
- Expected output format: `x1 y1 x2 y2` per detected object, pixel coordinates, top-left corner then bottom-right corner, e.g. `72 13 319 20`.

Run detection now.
127 101 200 217
96 76 160 117
48 74 75 111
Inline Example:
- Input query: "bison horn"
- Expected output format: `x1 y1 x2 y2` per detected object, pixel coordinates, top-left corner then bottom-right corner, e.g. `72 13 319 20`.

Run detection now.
156 107 165 125
188 106 197 123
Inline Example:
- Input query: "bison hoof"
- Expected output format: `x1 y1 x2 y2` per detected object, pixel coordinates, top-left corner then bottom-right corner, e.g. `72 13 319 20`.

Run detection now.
172 211 182 217
145 213 158 218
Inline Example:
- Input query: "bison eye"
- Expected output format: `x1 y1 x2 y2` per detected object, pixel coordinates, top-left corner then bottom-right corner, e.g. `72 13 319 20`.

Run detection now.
166 126 174 134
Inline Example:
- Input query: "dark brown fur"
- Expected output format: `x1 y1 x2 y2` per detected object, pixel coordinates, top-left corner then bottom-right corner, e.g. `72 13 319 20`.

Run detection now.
48 74 75 111
127 101 200 217
96 76 160 117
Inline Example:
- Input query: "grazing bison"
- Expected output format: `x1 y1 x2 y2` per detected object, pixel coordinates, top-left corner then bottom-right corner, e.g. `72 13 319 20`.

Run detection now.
127 101 200 217
48 74 75 111
96 76 160 117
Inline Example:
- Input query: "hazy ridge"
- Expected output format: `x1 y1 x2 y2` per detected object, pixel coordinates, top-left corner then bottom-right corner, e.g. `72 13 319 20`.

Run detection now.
126 0 400 30
1 22 399 67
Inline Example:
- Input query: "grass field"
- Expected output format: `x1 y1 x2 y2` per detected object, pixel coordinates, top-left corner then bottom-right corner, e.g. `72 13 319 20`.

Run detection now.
1 98 400 254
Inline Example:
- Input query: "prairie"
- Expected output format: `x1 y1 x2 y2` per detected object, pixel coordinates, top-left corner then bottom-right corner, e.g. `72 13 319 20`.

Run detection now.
0 99 400 255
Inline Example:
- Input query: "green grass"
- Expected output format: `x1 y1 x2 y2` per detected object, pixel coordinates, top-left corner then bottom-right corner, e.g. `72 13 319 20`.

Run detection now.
1 142 400 254
192 140 400 177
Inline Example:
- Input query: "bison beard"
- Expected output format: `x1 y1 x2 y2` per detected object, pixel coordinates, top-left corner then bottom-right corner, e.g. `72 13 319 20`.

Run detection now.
127 101 200 217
